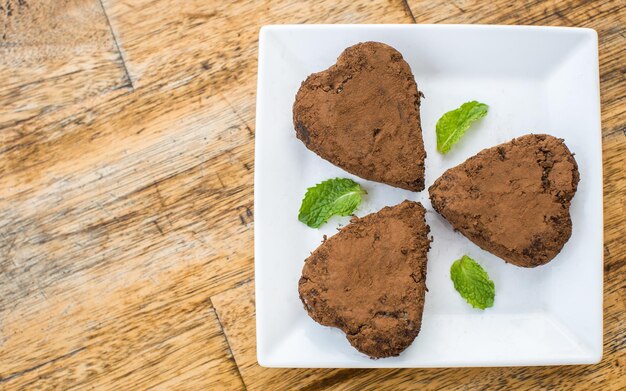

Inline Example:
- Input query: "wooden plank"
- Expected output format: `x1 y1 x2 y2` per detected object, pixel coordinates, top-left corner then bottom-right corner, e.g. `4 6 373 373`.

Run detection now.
0 73 251 388
0 84 256 389
0 285 244 390
0 81 255 310
0 6 260 376
0 0 131 129
0 88 252 390
101 0 414 88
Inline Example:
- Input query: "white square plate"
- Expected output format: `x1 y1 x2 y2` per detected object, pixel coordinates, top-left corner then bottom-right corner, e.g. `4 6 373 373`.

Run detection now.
254 25 602 367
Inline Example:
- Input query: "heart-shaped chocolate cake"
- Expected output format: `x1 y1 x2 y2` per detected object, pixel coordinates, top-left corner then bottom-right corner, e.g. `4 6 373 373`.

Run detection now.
293 42 426 191
298 200 431 358
429 134 579 267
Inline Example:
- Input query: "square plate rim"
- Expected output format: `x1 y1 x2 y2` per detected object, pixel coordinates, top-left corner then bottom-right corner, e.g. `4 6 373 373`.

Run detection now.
254 24 603 368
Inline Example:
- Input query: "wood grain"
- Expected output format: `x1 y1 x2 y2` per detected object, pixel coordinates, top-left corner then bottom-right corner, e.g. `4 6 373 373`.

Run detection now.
0 0 131 129
102 0 413 88
1 281 244 390
0 0 624 389
0 81 256 387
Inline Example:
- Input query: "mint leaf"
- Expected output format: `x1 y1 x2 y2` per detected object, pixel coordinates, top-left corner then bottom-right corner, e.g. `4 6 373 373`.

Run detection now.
298 178 365 228
436 101 488 153
450 255 495 310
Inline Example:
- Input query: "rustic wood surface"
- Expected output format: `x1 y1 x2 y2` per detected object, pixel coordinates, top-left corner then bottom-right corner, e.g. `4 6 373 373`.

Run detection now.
0 0 623 389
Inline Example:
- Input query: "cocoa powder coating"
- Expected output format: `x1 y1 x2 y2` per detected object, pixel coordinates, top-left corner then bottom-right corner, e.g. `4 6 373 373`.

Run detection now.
429 134 579 267
293 42 426 191
298 201 431 358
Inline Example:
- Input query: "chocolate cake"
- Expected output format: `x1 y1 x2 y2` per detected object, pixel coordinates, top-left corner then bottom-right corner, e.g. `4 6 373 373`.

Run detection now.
298 201 431 358
293 42 426 191
429 134 579 267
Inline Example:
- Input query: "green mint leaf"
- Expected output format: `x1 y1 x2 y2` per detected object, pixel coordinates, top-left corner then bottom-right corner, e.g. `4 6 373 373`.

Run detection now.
436 101 489 154
298 178 365 228
450 255 495 310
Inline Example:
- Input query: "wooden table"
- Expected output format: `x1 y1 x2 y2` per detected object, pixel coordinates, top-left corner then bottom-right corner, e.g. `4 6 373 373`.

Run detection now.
1 1 624 389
